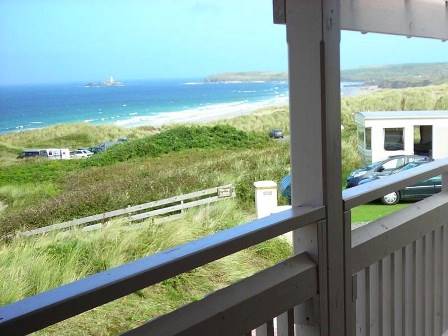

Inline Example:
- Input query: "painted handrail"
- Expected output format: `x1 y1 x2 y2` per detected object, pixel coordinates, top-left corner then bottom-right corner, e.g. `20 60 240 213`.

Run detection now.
343 158 448 210
0 205 324 335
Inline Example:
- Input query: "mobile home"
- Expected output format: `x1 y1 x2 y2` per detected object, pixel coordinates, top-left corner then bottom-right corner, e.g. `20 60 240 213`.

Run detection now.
356 111 448 163
38 148 70 160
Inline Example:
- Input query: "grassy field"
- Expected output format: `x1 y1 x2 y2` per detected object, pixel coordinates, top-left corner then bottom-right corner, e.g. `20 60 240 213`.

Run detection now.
1 84 447 235
351 203 409 224
0 126 288 236
0 200 291 335
0 83 447 334
341 63 448 88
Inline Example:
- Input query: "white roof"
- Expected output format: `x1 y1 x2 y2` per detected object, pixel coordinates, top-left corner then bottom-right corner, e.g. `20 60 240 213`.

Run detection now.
357 111 448 121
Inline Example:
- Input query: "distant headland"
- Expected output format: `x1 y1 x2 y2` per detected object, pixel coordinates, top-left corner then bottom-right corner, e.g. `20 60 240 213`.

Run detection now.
206 63 448 88
85 76 124 88
204 71 287 83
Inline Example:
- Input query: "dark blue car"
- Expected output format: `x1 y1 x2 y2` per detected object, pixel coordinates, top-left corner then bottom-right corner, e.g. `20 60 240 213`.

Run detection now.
346 155 431 188
280 157 440 205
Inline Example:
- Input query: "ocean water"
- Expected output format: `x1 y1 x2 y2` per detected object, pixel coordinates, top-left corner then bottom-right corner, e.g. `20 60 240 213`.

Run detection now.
0 79 361 134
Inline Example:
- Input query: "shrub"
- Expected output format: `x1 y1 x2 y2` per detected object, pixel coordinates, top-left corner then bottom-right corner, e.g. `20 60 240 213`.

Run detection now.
84 125 268 167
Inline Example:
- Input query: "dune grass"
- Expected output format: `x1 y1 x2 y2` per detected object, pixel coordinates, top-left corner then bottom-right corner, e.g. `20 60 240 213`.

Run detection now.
0 141 289 236
2 84 447 235
0 123 154 149
85 125 268 167
0 201 291 335
0 84 447 335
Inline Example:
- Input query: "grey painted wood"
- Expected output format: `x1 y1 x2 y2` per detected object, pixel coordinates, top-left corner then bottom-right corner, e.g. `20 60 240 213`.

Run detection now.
434 227 443 336
353 220 448 336
370 263 380 336
121 254 317 336
340 0 448 41
273 0 286 24
0 206 324 335
286 0 347 334
382 256 392 336
255 324 268 336
412 241 418 336
343 158 448 210
416 238 424 336
276 311 294 336
321 0 347 332
356 270 366 336
403 246 412 336
424 233 434 336
366 266 371 336
444 225 448 331
129 196 222 221
285 0 326 334
351 191 448 273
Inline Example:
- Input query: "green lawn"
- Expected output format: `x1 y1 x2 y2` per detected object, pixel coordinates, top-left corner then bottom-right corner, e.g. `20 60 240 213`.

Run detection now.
351 203 409 224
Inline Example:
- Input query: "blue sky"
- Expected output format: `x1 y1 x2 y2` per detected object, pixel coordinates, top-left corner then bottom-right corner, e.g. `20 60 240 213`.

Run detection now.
0 0 447 85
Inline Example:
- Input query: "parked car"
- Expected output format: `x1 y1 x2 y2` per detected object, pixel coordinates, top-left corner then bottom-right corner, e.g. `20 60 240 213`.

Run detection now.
70 149 94 159
279 159 440 205
18 149 41 159
279 174 291 202
89 137 128 153
269 129 284 139
358 161 442 205
346 155 432 188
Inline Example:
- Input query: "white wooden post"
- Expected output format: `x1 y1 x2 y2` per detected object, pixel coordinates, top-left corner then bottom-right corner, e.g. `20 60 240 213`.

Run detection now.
254 181 278 219
283 0 348 335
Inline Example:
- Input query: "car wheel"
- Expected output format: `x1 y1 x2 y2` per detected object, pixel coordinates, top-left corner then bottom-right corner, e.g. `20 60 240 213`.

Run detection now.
381 192 400 205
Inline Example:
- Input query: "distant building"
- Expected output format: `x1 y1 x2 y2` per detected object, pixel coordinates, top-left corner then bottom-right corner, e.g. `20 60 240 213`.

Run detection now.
356 111 448 163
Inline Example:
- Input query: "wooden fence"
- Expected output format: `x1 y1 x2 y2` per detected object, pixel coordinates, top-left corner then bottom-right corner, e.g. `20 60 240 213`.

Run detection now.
18 185 235 237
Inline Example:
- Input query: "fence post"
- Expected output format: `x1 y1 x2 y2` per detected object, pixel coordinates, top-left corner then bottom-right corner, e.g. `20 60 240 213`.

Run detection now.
254 181 278 219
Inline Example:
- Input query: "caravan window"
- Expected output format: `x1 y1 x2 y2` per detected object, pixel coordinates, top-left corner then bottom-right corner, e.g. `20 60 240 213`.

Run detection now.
365 127 371 150
357 128 365 146
384 128 404 151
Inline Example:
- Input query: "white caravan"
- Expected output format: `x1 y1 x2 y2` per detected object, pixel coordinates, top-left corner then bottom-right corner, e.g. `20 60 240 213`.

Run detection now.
39 148 71 160
355 111 448 163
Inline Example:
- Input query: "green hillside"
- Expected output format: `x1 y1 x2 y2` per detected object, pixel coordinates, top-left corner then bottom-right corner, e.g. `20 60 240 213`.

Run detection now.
341 63 448 88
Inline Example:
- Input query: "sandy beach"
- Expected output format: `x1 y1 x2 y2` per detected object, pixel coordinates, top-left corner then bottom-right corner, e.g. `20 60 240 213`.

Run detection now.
114 95 289 128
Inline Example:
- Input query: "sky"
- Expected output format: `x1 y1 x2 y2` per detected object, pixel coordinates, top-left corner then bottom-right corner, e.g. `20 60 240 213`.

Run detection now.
0 0 447 85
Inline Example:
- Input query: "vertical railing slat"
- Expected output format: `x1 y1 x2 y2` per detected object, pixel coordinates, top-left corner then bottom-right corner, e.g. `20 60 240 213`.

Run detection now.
434 227 443 336
356 269 367 336
402 246 409 336
390 253 395 336
424 233 434 336
370 262 380 336
277 310 294 336
381 257 392 336
395 248 404 336
411 241 417 336
255 325 265 336
443 225 448 332
416 238 425 336
366 266 371 336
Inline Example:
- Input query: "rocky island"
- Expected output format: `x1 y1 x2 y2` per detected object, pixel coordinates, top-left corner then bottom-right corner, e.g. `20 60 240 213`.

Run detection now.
85 76 124 87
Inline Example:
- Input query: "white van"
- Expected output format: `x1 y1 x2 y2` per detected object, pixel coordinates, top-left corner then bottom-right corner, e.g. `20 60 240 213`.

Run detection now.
39 148 71 160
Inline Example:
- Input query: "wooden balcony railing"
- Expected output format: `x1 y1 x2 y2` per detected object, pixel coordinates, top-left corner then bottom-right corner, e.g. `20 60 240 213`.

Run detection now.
0 206 324 336
343 158 448 336
2 159 448 336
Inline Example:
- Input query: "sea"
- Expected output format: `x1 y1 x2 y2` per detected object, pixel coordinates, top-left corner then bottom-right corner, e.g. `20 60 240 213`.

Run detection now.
0 79 363 134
